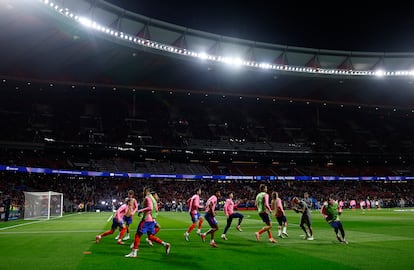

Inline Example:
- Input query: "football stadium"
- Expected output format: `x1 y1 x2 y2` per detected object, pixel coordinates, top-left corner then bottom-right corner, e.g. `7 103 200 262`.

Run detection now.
0 1 413 270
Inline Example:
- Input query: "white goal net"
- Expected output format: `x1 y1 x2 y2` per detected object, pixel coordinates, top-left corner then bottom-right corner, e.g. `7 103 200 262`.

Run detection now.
23 191 63 220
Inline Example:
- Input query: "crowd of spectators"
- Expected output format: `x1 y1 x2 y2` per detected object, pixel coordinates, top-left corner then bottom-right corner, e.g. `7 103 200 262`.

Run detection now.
1 170 413 221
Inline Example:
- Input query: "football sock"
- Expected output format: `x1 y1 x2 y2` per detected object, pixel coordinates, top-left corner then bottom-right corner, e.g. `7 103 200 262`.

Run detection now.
118 227 127 240
188 223 195 233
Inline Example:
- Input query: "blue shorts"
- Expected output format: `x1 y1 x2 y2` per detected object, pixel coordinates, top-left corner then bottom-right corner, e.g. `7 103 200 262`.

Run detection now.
137 220 156 235
204 212 218 227
123 216 133 225
329 220 342 229
190 212 202 223
111 217 124 230
259 212 271 225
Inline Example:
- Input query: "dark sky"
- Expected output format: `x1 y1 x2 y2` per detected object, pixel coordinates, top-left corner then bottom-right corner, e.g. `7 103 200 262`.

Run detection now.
106 0 414 53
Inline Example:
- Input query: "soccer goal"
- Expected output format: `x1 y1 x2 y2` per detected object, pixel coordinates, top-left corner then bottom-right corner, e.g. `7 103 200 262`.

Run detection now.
23 191 63 220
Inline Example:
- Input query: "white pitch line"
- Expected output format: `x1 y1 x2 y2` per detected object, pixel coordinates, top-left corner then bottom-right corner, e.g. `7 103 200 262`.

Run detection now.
0 212 94 231
0 219 46 231
107 214 114 222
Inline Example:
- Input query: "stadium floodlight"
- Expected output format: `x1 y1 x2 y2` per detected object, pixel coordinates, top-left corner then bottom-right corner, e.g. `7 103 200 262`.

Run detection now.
198 52 208 60
375 70 385 77
38 0 414 78
23 191 63 220
78 17 92 28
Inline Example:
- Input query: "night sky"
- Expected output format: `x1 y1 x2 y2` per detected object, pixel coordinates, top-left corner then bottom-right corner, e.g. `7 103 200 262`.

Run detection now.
105 0 414 53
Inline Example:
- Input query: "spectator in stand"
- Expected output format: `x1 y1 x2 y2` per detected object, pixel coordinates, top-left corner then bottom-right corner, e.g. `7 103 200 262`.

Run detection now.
221 192 244 240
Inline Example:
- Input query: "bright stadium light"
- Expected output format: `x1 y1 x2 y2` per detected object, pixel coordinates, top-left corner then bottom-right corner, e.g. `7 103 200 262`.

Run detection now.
259 62 272 69
78 16 93 28
232 58 243 66
198 52 208 60
221 57 243 67
375 70 385 77
38 0 414 79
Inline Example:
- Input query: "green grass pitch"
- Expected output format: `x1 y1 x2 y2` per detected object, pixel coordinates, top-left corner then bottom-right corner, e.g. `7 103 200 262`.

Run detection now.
0 208 413 270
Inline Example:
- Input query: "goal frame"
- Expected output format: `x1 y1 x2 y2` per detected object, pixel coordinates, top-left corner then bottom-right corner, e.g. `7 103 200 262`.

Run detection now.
23 191 63 220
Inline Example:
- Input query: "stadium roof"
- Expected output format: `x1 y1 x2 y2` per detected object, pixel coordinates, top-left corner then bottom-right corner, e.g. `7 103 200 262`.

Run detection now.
2 0 414 108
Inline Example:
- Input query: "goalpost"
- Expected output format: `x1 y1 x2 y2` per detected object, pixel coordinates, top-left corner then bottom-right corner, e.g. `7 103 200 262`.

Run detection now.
23 191 63 220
